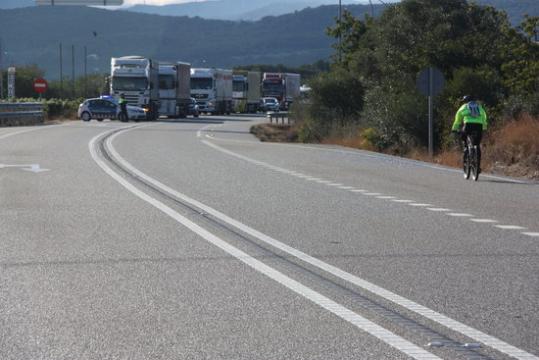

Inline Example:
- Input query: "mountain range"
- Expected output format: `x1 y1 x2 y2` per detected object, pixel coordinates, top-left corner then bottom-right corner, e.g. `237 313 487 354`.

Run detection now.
0 1 537 80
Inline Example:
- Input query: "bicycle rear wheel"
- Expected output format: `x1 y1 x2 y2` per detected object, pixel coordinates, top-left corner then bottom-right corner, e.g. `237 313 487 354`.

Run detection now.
471 146 480 181
463 147 471 180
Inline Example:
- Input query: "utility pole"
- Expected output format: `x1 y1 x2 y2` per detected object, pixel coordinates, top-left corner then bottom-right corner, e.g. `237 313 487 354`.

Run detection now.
0 37 3 99
84 45 87 98
59 43 63 99
369 0 374 17
71 45 75 99
338 0 342 63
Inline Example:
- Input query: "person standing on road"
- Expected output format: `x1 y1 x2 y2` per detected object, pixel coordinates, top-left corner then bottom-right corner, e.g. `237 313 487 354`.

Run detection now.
119 93 129 122
452 95 488 172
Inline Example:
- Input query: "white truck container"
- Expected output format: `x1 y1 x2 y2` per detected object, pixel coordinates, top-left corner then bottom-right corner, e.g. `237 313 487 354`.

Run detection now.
159 62 191 118
233 71 261 113
191 68 233 115
262 72 301 110
110 56 159 120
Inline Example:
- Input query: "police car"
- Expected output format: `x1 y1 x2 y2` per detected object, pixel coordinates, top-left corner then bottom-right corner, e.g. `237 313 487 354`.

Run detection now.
78 96 147 122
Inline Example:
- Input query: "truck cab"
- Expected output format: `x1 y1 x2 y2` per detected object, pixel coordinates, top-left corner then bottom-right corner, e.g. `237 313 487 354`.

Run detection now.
110 56 159 120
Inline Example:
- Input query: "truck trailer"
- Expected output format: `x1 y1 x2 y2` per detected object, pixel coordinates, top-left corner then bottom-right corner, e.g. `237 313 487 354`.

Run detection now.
159 62 191 118
110 56 159 120
191 68 233 115
233 71 261 113
261 72 301 110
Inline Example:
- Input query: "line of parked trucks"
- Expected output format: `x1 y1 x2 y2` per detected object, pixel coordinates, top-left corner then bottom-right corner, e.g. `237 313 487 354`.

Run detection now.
109 56 301 120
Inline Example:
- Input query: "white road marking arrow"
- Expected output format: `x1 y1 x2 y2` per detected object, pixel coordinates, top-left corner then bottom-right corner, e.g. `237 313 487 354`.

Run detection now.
0 163 50 173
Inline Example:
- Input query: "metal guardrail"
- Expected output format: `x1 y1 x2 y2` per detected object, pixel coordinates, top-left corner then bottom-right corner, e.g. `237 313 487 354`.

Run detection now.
0 103 44 124
267 111 292 125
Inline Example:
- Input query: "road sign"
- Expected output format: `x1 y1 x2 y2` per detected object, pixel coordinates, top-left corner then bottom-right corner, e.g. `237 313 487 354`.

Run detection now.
33 78 48 94
416 67 445 96
7 67 15 99
416 67 446 157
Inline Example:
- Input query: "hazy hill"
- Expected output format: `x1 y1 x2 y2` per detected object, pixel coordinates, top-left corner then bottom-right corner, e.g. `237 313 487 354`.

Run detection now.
126 0 367 20
0 1 537 80
0 4 362 78
126 0 538 22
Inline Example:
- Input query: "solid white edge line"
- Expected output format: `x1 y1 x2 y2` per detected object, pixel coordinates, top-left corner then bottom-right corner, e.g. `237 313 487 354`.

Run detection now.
522 232 539 237
111 126 538 360
0 124 65 140
90 128 441 360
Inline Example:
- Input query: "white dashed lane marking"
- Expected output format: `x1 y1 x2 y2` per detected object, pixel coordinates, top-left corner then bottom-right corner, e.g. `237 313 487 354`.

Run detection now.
470 219 498 223
199 128 539 242
495 225 527 230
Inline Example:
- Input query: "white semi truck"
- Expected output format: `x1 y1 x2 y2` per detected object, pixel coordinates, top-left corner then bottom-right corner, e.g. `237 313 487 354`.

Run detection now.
159 62 191 118
110 56 159 120
261 72 301 110
191 68 233 115
232 71 261 113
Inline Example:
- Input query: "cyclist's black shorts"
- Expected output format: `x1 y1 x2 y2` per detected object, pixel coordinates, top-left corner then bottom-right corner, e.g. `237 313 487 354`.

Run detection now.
461 123 483 146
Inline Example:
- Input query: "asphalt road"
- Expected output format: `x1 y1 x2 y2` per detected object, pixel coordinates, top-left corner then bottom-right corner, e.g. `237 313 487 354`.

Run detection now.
0 115 537 360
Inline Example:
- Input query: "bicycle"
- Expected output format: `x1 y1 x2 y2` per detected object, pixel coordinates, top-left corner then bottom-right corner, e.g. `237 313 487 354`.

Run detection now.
462 134 480 181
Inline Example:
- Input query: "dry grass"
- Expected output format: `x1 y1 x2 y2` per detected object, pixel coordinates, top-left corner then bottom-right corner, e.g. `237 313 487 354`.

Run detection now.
250 115 539 179
250 123 298 143
484 114 539 178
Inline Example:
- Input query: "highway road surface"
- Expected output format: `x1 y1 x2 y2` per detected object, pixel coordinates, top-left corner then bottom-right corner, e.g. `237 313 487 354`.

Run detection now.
1 115 538 360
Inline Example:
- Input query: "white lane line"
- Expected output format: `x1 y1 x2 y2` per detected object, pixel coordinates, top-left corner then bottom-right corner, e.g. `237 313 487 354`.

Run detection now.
350 189 367 193
91 130 441 360
522 232 539 237
447 213 473 217
197 124 215 138
426 208 451 212
470 219 498 224
306 177 321 182
408 203 431 207
338 186 355 190
392 199 414 203
364 192 382 196
0 124 64 140
377 196 396 200
114 128 538 360
327 183 343 187
495 225 527 230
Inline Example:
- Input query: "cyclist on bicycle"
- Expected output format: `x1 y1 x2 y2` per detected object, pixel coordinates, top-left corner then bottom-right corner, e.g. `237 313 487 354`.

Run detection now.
452 95 488 173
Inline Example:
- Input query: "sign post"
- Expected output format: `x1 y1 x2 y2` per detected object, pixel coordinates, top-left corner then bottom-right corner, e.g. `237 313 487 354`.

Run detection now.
416 67 445 157
7 67 16 99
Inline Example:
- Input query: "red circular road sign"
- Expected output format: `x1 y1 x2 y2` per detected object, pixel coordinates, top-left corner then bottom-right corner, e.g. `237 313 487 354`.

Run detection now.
33 78 48 94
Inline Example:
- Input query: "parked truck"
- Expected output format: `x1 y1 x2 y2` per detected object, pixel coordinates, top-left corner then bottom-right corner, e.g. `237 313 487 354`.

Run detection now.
110 56 159 120
190 68 233 115
232 71 261 113
159 62 191 118
261 72 301 110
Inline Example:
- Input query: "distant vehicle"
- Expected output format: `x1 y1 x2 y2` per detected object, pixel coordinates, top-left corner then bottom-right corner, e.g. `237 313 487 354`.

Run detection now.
158 62 191 118
232 71 261 113
191 68 233 115
110 56 159 120
187 97 200 118
78 97 147 122
262 72 301 110
259 97 280 112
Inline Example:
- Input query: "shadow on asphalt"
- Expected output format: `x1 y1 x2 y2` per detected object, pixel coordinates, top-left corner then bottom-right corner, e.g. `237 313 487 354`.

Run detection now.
481 178 538 186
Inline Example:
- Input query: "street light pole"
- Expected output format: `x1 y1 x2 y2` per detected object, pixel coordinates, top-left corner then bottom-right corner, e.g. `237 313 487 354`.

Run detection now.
338 0 342 63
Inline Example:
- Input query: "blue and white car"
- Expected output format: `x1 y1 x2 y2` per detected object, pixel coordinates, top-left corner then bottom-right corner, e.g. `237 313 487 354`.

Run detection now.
78 97 147 122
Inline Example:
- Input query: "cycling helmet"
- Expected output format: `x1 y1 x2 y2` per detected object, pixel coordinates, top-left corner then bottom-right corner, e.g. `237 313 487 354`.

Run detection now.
462 95 475 103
